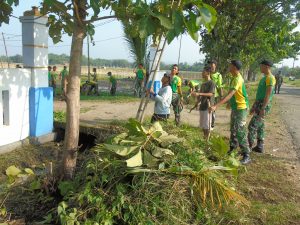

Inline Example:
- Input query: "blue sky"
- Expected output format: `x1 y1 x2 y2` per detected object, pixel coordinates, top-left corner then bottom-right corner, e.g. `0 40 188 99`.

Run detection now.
0 0 299 67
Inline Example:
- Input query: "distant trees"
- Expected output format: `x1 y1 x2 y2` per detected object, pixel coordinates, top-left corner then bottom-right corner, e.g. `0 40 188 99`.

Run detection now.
2 53 206 71
200 0 300 79
160 61 205 72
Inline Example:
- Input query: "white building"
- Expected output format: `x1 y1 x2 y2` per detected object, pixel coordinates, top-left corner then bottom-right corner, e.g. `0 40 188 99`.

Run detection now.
0 7 53 153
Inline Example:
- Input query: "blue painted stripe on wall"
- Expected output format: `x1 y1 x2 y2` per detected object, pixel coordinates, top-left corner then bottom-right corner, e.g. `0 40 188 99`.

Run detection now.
29 87 53 137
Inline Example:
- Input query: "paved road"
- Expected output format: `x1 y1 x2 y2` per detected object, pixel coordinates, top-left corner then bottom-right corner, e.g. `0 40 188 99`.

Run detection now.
276 85 300 159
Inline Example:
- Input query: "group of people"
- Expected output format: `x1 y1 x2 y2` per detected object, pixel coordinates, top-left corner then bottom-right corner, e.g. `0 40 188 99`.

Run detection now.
48 65 68 98
149 59 278 165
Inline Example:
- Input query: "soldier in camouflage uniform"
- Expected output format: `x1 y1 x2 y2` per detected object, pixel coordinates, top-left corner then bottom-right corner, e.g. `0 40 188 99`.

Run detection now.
248 60 276 153
209 60 251 165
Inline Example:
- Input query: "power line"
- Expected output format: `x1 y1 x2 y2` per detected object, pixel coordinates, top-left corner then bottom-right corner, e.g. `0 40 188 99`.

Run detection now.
0 36 123 48
0 39 22 42
94 18 116 27
49 36 123 47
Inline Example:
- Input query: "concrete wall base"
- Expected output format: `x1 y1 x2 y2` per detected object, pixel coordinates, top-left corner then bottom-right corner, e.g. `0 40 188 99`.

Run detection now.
0 132 56 155
29 132 57 145
0 139 29 155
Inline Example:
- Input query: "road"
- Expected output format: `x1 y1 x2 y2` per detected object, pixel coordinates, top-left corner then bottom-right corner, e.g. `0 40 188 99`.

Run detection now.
276 85 300 159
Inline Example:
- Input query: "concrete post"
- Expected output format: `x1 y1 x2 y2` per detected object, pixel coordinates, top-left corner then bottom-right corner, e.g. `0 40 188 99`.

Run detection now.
20 7 53 138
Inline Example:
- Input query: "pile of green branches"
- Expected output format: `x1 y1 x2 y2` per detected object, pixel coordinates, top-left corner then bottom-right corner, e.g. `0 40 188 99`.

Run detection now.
52 120 247 224
1 120 247 224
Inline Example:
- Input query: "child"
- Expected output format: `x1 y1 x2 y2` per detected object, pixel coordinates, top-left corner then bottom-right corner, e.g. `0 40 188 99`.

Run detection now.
192 66 215 141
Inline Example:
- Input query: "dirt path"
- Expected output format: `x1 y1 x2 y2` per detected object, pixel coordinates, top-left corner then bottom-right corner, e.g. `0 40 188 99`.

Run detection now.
54 99 231 127
275 85 300 160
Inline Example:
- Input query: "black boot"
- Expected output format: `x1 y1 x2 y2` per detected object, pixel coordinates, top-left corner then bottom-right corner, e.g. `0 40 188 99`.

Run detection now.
240 153 251 165
252 140 264 153
175 115 180 126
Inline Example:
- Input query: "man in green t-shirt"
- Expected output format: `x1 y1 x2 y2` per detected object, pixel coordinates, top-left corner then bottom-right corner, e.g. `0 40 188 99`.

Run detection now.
209 60 251 165
59 65 69 95
48 66 52 87
170 64 183 125
108 72 117 96
185 79 200 103
248 60 276 153
51 66 59 97
209 60 223 129
134 63 146 97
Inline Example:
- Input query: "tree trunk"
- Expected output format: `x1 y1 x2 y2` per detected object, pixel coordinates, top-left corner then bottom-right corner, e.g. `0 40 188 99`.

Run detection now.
62 4 85 180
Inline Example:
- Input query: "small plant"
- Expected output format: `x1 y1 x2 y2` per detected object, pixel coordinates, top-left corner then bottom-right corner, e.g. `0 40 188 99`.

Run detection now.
54 111 66 122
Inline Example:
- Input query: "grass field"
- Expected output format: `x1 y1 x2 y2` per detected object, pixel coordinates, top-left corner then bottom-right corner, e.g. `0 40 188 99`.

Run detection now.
283 77 300 87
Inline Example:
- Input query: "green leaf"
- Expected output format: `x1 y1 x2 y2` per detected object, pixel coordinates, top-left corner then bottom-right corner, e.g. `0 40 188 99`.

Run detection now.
111 132 128 144
154 13 173 29
58 181 74 196
90 0 100 16
151 147 174 158
125 119 147 137
30 179 41 190
172 10 184 36
199 7 212 24
25 168 34 175
126 150 143 167
103 144 140 157
143 150 159 167
166 29 177 44
158 134 184 148
6 165 21 177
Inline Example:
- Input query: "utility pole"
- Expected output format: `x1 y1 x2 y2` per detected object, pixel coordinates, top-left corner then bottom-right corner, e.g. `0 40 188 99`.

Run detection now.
293 57 296 69
177 34 183 65
2 32 10 68
87 34 91 81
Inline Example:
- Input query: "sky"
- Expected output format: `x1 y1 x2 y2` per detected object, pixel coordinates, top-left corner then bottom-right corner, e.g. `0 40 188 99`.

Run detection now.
0 0 299 67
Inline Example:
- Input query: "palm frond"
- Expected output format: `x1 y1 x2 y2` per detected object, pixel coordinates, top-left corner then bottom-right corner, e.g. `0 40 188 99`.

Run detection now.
190 170 249 208
128 167 249 208
122 23 148 66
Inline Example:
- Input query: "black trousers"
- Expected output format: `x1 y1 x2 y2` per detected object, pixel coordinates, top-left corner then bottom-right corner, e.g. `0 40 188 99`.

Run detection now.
151 114 170 123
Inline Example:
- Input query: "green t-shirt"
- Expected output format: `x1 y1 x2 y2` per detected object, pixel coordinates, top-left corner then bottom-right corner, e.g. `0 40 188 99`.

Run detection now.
48 71 51 81
256 74 276 101
229 73 249 110
170 75 182 93
51 71 58 83
190 80 200 87
61 69 69 80
136 69 145 80
210 72 223 97
109 76 117 85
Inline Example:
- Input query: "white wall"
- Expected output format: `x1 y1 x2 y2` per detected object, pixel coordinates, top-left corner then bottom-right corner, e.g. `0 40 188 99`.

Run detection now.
0 69 31 146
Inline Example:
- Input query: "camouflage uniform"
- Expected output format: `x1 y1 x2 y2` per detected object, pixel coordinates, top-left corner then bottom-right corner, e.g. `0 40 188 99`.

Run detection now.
248 73 276 149
228 73 250 155
230 109 250 154
248 101 271 146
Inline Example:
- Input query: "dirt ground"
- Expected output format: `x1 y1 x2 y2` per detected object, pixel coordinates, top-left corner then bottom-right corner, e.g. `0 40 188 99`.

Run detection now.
54 98 230 126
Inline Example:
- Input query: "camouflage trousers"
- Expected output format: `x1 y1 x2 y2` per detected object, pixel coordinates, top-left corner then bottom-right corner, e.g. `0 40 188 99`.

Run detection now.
171 93 183 115
248 101 271 146
230 109 250 154
134 79 143 97
171 93 183 124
